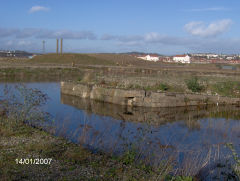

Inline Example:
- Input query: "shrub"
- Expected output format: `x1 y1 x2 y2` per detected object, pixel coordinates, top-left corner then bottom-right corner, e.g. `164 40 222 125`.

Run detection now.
1 84 50 125
185 77 203 92
122 150 136 165
156 83 169 91
226 143 240 177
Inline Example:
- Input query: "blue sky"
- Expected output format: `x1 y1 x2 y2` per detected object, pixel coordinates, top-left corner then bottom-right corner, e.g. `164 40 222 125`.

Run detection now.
0 0 239 55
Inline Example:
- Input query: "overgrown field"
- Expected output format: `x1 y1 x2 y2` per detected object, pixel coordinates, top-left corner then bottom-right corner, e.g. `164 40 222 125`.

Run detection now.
1 53 240 97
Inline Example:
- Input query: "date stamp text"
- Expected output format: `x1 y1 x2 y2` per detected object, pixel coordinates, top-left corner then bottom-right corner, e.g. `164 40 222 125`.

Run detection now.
15 158 52 165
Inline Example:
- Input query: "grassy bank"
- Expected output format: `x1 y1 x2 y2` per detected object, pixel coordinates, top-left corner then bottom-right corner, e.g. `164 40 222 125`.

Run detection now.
0 84 189 180
1 66 240 98
3 112 240 180
0 67 86 82
1 117 174 181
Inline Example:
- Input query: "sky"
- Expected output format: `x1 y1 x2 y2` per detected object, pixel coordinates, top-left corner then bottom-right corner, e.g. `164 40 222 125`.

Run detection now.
0 0 239 55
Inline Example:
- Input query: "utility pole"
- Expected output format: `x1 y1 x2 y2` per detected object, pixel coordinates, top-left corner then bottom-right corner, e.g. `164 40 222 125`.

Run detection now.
60 38 63 54
42 40 45 54
56 39 59 54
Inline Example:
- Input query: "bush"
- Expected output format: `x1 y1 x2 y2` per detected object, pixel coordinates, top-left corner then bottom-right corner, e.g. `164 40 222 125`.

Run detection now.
1 84 50 125
156 83 169 91
185 77 203 92
226 143 240 177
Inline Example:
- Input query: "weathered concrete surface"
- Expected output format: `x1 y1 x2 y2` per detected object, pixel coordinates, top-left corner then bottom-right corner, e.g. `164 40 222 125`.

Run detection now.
61 81 240 108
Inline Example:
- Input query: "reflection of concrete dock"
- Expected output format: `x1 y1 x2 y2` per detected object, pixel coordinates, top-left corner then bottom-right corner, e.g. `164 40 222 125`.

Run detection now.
61 93 240 128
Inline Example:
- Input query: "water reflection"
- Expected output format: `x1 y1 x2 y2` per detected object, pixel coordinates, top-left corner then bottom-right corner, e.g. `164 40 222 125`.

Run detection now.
59 93 240 170
61 93 240 128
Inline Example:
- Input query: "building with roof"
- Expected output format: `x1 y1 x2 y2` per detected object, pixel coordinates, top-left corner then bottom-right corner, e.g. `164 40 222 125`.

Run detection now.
137 54 159 62
173 55 191 64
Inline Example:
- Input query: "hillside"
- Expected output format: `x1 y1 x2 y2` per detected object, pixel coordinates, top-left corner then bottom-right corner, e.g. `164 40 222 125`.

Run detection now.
26 53 162 67
28 53 116 66
87 53 160 66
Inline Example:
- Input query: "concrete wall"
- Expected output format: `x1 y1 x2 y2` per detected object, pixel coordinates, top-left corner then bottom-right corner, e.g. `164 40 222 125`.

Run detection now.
61 81 240 108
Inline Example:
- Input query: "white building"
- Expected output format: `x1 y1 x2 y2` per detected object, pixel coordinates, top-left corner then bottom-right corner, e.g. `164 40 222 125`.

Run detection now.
226 56 234 60
138 54 159 62
206 54 218 59
173 55 191 64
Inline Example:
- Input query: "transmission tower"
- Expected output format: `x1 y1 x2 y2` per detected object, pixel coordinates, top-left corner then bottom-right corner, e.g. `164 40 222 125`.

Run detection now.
42 40 45 54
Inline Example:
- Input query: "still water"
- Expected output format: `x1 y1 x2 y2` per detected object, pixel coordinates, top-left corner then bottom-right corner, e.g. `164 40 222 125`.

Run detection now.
1 82 240 170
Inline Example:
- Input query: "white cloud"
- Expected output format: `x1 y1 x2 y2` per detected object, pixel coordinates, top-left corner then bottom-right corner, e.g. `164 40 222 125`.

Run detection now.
1 27 240 54
102 32 240 54
101 34 143 42
0 39 38 52
17 40 32 46
0 28 19 37
184 19 233 37
188 7 229 12
101 34 118 40
0 27 97 40
29 6 50 13
6 40 14 46
144 32 162 42
37 30 97 40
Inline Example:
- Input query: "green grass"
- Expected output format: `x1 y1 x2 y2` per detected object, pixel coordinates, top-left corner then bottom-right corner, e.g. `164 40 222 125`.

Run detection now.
151 83 170 91
126 83 171 92
226 143 240 177
212 81 240 97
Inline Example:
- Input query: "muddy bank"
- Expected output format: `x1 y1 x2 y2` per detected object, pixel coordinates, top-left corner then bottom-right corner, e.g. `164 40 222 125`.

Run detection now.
61 81 240 108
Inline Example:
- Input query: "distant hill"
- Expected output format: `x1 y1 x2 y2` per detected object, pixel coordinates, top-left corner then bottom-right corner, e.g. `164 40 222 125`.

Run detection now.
87 53 161 66
30 53 116 66
0 50 33 58
123 52 164 56
28 53 164 67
